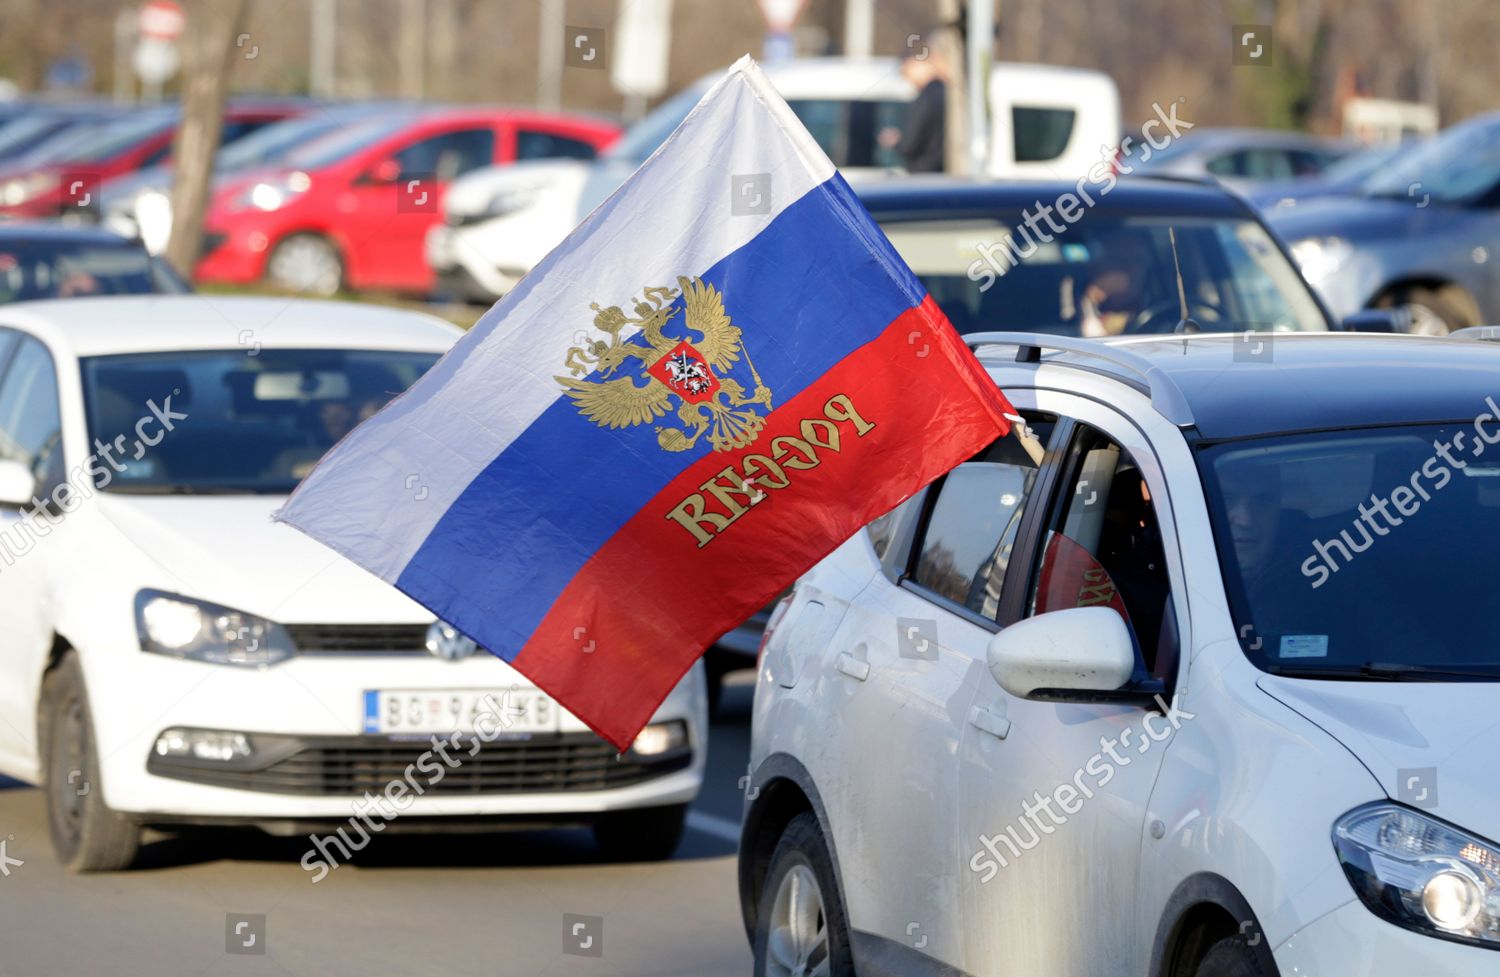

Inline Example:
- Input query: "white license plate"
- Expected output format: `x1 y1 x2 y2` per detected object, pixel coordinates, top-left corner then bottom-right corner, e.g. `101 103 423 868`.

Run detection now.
362 688 557 735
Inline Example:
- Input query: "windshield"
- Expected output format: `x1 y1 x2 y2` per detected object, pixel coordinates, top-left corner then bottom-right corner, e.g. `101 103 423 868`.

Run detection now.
0 114 84 160
1201 425 1500 677
1364 117 1500 204
880 212 1328 335
81 348 439 493
0 239 187 302
1318 140 1411 185
61 114 175 164
283 116 411 170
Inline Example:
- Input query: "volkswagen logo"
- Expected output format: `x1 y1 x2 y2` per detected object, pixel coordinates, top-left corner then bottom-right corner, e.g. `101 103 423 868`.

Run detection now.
425 620 477 661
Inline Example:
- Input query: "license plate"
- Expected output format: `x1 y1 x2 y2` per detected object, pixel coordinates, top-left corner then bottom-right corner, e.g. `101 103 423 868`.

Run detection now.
362 688 557 735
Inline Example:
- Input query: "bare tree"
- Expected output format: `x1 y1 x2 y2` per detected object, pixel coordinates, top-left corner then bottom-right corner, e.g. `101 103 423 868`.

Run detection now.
165 0 249 277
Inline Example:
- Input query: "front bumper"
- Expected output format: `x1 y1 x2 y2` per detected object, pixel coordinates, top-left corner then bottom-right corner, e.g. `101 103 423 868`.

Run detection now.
1275 899 1500 975
85 649 706 821
425 223 527 302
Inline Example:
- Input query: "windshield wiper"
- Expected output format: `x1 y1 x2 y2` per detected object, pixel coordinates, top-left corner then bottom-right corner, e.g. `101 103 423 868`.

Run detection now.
1266 661 1500 681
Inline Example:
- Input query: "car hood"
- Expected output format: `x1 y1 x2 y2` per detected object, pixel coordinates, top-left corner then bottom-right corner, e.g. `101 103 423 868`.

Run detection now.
1259 675 1500 841
1265 193 1456 245
96 494 430 625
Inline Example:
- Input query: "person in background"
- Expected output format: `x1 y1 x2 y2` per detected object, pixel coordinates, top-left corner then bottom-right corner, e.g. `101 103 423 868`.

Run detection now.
879 41 949 173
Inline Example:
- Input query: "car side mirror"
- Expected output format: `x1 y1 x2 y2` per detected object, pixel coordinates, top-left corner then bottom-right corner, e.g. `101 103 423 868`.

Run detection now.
0 459 36 507
365 158 401 185
1341 309 1404 333
986 606 1136 699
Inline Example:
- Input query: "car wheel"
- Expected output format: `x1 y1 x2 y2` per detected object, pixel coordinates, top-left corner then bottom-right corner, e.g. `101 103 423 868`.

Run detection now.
265 233 343 296
591 803 688 861
40 654 140 872
1387 287 1468 336
1193 935 1269 977
753 812 855 977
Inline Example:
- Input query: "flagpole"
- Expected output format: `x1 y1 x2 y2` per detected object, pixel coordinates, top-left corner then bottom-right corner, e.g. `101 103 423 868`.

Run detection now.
1006 413 1046 466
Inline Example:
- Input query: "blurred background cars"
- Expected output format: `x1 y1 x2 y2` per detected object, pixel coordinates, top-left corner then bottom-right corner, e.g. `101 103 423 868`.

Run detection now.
194 107 619 296
1270 112 1500 334
0 99 305 219
1123 126 1353 193
860 176 1359 336
1250 137 1423 211
0 222 188 302
0 102 119 166
430 57 1120 304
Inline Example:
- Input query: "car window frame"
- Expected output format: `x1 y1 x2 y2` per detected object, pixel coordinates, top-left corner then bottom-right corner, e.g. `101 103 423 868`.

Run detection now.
895 408 1067 632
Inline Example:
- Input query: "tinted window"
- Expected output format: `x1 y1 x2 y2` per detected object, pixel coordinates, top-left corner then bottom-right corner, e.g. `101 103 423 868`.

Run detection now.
1012 106 1076 163
912 416 1055 621
395 128 495 181
0 337 63 496
515 129 600 161
0 239 189 303
1206 149 1296 180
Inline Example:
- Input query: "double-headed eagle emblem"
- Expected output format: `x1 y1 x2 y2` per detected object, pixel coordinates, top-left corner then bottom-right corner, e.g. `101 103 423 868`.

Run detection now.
557 276 774 453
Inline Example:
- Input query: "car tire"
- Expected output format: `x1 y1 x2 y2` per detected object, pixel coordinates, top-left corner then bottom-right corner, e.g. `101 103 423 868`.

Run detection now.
753 812 855 977
1385 286 1468 336
591 803 688 861
40 654 140 873
265 233 344 296
1194 935 1269 977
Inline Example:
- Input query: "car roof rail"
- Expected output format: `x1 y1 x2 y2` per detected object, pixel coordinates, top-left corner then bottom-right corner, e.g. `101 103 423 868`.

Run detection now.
1449 326 1500 343
964 331 1196 428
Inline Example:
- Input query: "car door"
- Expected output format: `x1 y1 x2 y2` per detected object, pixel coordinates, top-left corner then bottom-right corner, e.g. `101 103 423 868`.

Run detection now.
825 411 1058 975
957 391 1190 977
345 122 499 290
0 331 65 778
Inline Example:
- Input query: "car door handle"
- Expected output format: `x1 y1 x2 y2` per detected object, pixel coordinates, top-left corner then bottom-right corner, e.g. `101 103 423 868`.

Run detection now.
835 652 870 682
968 704 1011 740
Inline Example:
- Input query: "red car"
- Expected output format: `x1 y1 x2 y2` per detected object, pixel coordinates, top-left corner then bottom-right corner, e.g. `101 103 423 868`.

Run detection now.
0 102 305 219
194 109 619 295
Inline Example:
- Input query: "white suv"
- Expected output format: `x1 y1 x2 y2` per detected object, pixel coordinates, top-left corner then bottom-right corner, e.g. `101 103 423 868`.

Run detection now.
740 330 1500 976
0 296 705 872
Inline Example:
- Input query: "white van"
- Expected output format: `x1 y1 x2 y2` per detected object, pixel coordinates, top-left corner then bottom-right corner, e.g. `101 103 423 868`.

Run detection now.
428 58 1120 304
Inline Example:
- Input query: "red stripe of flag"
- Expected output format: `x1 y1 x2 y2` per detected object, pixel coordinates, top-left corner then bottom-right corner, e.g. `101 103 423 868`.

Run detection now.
515 297 1014 750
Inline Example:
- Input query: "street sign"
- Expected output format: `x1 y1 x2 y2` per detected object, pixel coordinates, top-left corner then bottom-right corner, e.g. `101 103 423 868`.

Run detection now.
139 0 186 41
755 0 807 33
133 37 179 86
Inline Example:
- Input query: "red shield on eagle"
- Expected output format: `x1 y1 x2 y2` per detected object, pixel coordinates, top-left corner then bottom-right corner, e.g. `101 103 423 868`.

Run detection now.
647 340 721 404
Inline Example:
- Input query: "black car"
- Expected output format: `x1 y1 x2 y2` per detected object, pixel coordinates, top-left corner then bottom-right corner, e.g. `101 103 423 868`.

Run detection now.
0 223 189 303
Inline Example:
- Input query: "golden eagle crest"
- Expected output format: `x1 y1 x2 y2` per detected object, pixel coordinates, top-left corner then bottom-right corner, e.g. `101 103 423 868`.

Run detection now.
556 276 774 452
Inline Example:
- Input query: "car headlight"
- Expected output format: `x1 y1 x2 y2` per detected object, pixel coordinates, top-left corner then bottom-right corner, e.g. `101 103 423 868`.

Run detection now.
134 590 295 667
0 171 57 206
1289 235 1352 285
1334 802 1500 948
232 171 311 212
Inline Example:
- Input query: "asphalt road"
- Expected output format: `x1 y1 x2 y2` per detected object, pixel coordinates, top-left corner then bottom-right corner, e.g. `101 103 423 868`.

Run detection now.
0 674 758 977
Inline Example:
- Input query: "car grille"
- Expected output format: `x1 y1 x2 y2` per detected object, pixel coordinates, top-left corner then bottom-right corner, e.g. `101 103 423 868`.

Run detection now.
148 733 691 796
286 623 430 653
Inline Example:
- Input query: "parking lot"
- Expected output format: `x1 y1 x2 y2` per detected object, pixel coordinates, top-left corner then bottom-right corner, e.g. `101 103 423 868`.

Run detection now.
0 679 755 977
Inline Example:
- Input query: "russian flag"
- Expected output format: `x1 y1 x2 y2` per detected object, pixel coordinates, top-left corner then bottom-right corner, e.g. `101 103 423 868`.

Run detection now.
276 57 1015 750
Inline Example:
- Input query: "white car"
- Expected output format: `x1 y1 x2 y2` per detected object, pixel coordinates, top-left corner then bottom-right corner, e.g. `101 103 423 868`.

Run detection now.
428 58 1120 304
739 330 1500 976
0 296 706 872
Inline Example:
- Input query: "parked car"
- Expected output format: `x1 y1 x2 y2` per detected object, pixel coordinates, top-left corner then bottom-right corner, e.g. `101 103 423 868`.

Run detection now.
1125 127 1353 194
0 102 118 165
100 103 403 253
195 108 620 296
1250 138 1422 211
429 58 1120 304
0 296 706 872
1269 112 1500 334
0 223 188 303
0 101 305 219
741 329 1500 977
